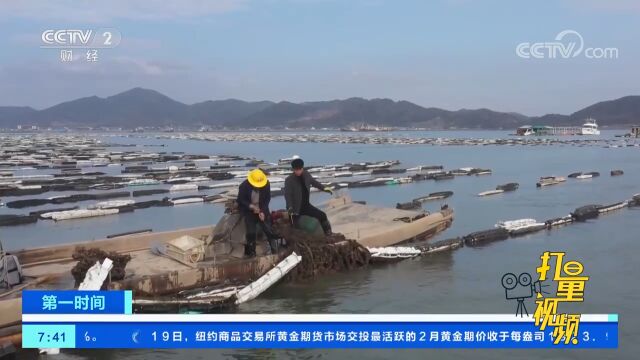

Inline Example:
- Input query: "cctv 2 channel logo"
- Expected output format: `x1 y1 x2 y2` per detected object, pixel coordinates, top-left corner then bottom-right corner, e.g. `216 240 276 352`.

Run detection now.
41 28 121 48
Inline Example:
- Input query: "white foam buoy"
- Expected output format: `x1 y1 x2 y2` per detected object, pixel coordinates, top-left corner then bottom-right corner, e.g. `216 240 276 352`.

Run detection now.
78 258 114 291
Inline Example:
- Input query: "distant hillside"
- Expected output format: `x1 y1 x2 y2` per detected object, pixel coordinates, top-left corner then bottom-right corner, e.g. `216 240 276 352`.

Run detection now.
189 99 274 125
0 106 38 127
40 88 189 128
528 96 640 127
568 96 640 126
1 88 638 129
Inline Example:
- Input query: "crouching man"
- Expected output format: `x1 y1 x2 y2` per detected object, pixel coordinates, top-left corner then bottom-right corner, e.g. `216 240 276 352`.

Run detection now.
237 169 279 257
284 158 333 236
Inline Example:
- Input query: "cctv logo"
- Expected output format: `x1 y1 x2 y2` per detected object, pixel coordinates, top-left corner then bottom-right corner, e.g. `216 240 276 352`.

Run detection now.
516 30 619 60
41 30 93 47
516 30 583 59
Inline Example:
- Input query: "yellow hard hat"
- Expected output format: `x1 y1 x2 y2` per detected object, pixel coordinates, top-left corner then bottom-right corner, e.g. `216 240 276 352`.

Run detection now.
247 169 268 188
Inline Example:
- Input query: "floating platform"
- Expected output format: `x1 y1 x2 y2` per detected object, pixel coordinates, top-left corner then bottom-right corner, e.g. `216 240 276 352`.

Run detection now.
517 125 583 136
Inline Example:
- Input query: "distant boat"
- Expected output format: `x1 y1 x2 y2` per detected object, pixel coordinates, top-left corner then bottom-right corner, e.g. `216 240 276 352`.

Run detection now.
516 126 535 136
278 155 300 165
580 118 600 135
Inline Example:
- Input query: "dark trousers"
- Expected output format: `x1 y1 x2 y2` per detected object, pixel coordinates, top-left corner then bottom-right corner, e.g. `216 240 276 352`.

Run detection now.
297 203 332 235
244 213 278 256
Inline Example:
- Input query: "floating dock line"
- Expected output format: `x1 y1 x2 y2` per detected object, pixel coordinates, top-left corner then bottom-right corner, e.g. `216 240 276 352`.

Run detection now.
572 205 600 221
132 199 172 209
413 191 454 203
5 191 132 208
545 215 573 227
0 214 38 226
29 207 79 218
174 131 640 147
171 197 205 205
463 228 510 246
369 195 638 261
368 238 463 262
132 189 170 197
48 208 120 221
496 183 519 191
536 176 566 187
368 246 422 260
107 229 153 238
478 189 504 197
88 199 135 210
169 184 199 192
598 201 628 213
436 196 638 251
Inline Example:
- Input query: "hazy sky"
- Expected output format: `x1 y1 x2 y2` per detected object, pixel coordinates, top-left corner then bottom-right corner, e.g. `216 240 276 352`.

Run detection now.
0 0 638 115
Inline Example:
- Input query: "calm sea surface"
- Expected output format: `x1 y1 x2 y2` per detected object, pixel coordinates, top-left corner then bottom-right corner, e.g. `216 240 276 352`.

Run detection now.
5 130 638 359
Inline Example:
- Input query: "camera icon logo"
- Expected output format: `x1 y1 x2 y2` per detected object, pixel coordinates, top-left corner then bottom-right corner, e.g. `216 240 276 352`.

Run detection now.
501 272 544 317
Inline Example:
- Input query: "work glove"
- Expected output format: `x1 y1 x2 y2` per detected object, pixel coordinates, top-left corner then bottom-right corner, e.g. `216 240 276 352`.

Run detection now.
323 187 333 195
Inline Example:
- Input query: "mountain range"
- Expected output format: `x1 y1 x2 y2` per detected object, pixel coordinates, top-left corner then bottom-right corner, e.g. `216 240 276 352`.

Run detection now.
1 87 639 129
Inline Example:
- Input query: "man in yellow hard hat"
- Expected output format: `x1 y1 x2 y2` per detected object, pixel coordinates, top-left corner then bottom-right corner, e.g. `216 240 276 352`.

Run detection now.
237 169 279 257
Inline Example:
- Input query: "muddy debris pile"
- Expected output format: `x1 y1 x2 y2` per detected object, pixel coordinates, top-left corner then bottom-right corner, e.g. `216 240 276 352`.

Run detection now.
275 220 371 281
70 247 132 288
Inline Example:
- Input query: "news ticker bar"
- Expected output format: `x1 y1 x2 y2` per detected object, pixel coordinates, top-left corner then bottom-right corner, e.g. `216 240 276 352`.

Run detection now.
22 314 618 349
22 313 618 322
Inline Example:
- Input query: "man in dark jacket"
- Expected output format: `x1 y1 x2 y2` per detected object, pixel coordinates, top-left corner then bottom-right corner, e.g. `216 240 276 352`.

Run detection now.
237 169 279 257
284 158 333 235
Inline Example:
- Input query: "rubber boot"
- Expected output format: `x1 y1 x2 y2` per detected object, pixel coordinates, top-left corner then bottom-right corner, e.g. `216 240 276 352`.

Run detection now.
320 220 333 236
244 234 256 258
268 238 279 254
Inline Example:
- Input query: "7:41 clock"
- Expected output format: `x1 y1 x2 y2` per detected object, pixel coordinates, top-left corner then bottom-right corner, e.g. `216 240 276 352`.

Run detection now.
22 325 76 348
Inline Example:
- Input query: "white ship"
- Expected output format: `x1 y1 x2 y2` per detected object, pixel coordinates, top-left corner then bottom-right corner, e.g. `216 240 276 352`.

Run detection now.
516 126 535 136
278 155 300 165
580 118 600 135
